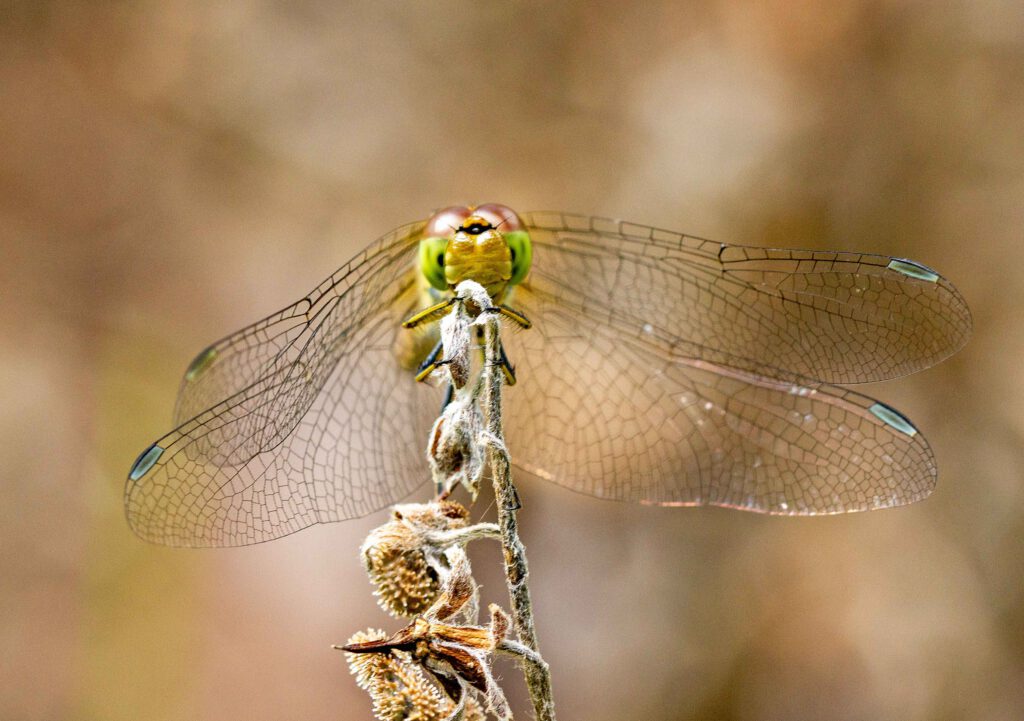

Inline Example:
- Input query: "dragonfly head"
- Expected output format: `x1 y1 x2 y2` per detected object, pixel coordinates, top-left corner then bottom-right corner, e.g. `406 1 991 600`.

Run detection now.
418 203 532 298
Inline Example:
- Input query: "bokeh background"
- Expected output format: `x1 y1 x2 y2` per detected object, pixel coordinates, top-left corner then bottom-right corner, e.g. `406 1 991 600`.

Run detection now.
3 2 1023 720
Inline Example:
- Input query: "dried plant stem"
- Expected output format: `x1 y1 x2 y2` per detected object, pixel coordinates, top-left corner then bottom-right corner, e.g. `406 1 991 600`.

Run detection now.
481 314 556 721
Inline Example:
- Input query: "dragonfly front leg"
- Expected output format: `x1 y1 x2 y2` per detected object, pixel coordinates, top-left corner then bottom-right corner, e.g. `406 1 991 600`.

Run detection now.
494 304 531 330
405 298 531 331
407 297 527 388
401 297 457 330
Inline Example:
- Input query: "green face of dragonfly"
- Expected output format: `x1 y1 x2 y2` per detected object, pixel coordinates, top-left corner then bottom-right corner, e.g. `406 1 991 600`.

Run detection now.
417 204 533 294
417 229 533 293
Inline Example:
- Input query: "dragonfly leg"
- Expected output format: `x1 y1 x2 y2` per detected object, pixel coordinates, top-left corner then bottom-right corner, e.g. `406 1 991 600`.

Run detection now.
416 306 521 385
414 339 445 383
402 298 456 329
496 339 517 386
498 304 531 329
480 304 531 329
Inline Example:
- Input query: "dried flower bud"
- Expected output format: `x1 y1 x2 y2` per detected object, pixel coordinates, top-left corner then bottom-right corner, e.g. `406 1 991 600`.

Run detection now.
361 501 470 617
424 551 477 622
453 280 494 318
439 303 472 389
488 604 510 643
428 394 484 499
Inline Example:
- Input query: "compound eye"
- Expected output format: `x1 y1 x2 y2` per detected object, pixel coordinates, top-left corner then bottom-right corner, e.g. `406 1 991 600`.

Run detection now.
474 203 524 232
506 230 533 286
424 206 472 238
418 236 450 290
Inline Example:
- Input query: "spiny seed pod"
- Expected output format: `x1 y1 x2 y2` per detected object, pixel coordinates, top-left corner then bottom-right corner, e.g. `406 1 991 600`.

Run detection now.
343 606 507 721
345 628 486 721
361 501 470 617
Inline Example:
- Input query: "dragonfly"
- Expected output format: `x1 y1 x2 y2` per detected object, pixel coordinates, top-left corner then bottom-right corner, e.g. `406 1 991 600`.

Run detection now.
125 203 971 547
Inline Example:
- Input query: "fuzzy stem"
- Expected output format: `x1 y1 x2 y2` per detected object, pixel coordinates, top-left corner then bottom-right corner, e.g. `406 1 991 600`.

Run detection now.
425 522 501 547
481 313 557 721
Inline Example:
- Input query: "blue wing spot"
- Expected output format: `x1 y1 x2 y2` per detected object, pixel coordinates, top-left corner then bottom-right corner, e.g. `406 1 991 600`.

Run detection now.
869 402 918 437
887 258 939 283
129 444 164 482
185 346 218 382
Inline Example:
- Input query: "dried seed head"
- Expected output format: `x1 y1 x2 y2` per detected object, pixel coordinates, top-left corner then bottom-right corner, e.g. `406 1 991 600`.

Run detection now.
361 501 470 617
345 628 487 721
460 694 487 721
344 604 511 721
362 538 438 617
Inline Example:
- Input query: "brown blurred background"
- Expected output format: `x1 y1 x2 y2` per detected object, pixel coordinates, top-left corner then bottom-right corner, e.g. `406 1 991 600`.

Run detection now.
2 2 1022 720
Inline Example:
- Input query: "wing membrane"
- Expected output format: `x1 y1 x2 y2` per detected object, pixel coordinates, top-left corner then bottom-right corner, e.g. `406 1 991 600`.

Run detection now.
522 212 971 385
172 222 426 459
125 210 967 545
503 301 935 513
504 211 964 511
125 222 443 546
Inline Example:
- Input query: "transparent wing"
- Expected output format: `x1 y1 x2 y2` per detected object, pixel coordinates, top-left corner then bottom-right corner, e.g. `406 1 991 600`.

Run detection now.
125 221 445 547
125 209 969 546
504 322 935 513
501 212 965 511
520 212 971 385
171 221 423 461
